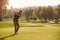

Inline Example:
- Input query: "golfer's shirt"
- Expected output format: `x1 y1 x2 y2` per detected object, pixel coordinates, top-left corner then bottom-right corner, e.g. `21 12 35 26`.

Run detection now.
14 12 21 21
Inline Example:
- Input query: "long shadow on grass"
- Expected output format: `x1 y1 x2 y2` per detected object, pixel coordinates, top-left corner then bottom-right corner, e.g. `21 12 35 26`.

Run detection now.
0 34 15 40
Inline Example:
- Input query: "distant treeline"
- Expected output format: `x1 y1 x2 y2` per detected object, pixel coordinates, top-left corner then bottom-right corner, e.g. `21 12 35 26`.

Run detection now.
0 5 60 23
22 5 60 23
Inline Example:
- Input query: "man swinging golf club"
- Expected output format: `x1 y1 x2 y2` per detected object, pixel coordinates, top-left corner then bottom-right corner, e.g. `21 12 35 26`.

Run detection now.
13 10 22 34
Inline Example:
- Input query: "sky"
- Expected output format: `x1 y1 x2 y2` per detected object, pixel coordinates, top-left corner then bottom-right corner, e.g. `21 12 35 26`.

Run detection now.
7 0 60 9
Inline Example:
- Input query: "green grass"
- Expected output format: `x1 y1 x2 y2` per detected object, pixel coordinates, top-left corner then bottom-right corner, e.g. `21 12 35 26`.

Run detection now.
0 21 60 40
50 24 60 27
0 21 14 28
0 21 45 28
0 27 60 40
0 21 60 28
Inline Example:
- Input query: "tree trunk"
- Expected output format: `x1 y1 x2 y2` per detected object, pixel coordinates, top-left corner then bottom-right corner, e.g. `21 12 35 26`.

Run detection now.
0 15 2 21
0 11 2 21
54 17 59 24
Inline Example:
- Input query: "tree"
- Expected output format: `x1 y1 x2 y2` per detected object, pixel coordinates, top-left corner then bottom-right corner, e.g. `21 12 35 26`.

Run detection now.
0 0 8 21
54 5 60 23
58 5 60 18
41 7 48 23
24 7 33 21
47 6 54 22
35 7 42 20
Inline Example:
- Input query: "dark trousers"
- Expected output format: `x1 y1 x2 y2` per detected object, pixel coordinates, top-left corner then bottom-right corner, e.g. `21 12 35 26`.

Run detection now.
13 20 20 34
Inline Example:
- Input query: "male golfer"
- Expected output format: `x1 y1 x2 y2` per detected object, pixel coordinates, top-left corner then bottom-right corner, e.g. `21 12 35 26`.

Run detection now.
13 10 22 34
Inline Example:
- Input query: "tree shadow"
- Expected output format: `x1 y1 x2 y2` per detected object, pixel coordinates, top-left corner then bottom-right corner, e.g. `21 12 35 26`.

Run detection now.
0 34 15 40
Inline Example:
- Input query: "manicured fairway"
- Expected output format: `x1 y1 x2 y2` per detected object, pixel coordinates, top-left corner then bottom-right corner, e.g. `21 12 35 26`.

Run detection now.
0 26 60 40
0 21 60 40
